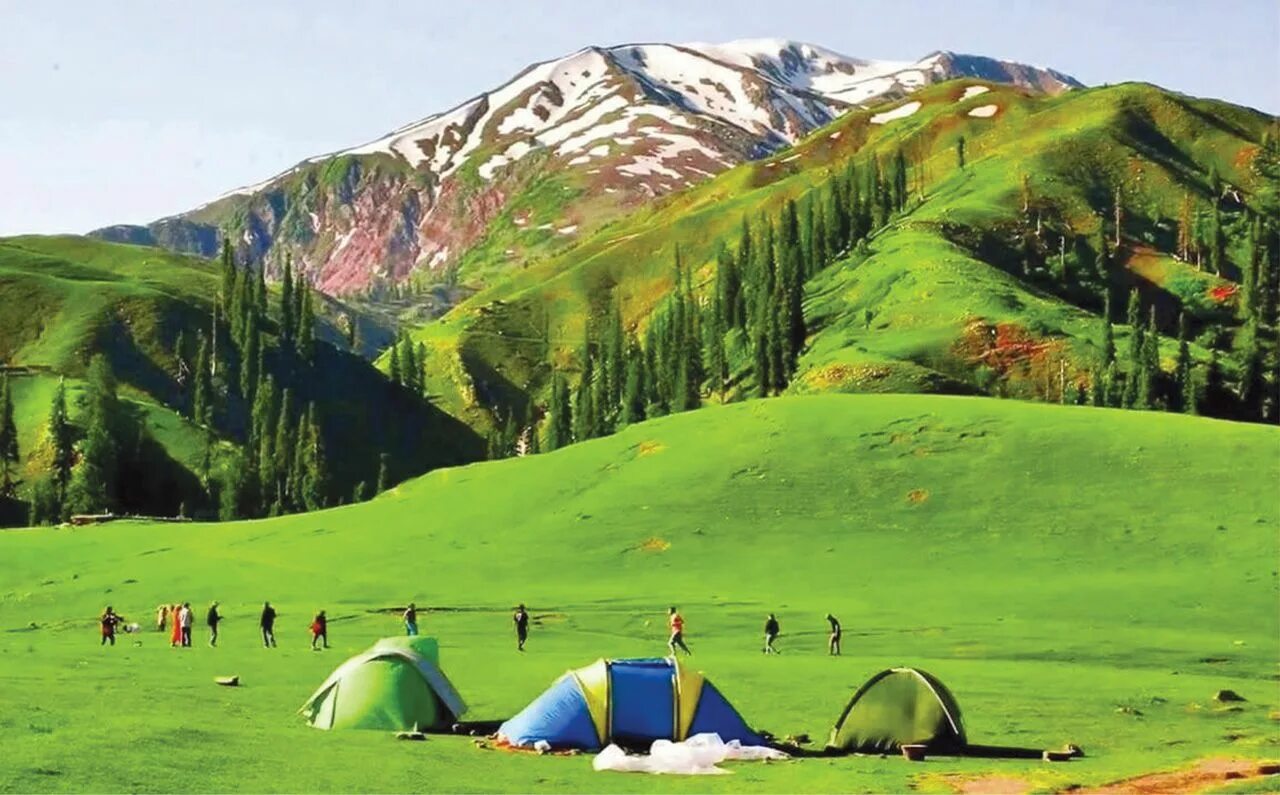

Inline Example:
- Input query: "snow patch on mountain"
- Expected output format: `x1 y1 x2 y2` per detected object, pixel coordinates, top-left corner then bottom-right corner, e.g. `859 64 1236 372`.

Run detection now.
870 101 921 124
968 104 999 118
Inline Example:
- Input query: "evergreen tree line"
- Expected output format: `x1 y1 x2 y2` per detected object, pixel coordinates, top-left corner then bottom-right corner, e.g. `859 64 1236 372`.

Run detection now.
388 332 429 397
539 153 908 452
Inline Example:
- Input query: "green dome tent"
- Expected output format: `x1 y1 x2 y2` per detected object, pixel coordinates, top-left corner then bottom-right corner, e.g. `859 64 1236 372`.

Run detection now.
828 667 965 753
300 636 467 731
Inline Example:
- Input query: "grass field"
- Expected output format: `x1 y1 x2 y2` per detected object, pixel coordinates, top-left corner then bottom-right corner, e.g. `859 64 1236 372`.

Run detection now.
1 394 1277 792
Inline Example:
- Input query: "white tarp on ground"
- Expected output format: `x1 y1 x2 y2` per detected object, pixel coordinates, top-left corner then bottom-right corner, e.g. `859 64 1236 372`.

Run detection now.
592 733 789 775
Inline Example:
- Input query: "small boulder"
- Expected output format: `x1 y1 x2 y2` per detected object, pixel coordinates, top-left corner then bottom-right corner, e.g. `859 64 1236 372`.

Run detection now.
214 675 239 687
1214 689 1246 703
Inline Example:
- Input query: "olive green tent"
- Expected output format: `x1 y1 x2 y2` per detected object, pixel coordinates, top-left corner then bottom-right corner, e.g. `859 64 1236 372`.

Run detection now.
300 636 467 731
828 667 965 753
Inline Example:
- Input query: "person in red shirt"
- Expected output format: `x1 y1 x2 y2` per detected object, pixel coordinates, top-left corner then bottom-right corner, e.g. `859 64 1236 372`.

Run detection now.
310 610 328 650
667 606 691 656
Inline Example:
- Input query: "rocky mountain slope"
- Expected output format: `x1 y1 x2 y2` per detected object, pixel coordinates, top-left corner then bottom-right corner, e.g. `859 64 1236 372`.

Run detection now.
93 41 1079 299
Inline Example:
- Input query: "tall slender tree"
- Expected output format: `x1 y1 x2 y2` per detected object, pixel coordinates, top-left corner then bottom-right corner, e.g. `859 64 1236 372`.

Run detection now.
0 374 18 499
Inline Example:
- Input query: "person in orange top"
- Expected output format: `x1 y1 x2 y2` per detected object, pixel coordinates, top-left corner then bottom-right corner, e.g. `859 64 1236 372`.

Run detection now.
169 604 183 647
667 606 691 656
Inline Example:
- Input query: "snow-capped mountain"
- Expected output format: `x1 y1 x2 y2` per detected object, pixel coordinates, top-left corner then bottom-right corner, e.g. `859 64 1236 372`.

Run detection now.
93 40 1081 296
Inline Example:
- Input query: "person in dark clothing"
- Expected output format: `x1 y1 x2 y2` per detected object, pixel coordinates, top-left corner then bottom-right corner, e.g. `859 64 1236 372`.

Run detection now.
207 601 222 647
513 604 529 651
403 603 418 636
763 613 780 654
826 614 842 656
260 602 277 648
310 610 328 650
100 606 122 646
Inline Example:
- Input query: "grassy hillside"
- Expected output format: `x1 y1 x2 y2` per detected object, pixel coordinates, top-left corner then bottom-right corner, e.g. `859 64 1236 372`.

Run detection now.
398 80 1277 435
0 236 482 524
0 395 1276 792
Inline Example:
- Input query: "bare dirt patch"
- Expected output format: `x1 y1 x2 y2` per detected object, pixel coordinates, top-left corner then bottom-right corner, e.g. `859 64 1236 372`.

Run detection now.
907 489 930 504
929 773 1031 794
1072 758 1279 794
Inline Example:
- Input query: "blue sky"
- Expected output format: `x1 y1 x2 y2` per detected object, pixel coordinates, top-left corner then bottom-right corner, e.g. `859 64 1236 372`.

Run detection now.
2 0 1276 236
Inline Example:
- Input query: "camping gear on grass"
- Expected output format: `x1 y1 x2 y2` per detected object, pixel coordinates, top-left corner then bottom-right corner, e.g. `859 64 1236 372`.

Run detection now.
593 732 788 775
828 667 966 754
300 636 466 731
499 657 762 751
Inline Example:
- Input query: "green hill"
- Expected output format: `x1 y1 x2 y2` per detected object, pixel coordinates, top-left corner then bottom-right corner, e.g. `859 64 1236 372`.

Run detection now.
0 394 1275 792
0 235 482 525
398 80 1277 438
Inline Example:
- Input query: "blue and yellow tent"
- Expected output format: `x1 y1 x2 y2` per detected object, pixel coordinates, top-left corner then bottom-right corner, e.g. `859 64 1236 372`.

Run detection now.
498 657 763 750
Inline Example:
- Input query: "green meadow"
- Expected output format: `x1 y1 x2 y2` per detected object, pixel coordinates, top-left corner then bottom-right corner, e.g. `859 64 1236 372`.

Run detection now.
1 394 1276 792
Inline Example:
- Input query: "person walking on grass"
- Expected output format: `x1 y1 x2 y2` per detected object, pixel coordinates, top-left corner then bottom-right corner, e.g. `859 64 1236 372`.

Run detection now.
155 603 169 633
668 607 691 656
207 601 222 647
179 602 193 647
260 602 277 648
763 613 780 654
403 603 418 636
100 606 122 646
169 603 182 647
826 614 842 656
310 610 329 650
513 604 529 651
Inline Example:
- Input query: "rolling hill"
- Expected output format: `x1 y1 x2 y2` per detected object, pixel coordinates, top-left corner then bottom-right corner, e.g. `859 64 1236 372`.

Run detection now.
0 394 1275 792
91 41 1078 300
0 235 481 525
397 79 1277 437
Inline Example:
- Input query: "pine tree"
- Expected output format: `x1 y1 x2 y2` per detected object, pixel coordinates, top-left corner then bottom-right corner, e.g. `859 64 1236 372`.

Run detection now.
297 285 316 362
416 342 428 396
1209 203 1224 276
280 254 295 345
1238 318 1265 418
173 329 190 407
273 389 294 511
192 332 213 427
219 239 236 320
705 296 728 399
546 372 572 450
622 338 647 426
955 136 966 169
1122 289 1144 408
388 343 402 385
240 312 261 405
0 374 19 499
1137 307 1160 409
1101 293 1116 367
892 148 908 213
299 403 328 511
1174 312 1193 414
67 355 119 515
573 342 598 440
400 335 418 392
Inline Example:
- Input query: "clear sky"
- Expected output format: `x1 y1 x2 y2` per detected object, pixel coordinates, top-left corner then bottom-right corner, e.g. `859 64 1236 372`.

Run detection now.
2 0 1276 236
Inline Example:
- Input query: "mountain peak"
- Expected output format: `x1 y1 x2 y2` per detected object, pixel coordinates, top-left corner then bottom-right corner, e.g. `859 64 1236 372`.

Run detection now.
93 39 1083 296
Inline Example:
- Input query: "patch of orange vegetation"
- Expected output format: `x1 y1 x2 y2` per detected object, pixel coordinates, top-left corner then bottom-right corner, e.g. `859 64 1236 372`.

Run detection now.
906 489 929 504
1082 758 1279 794
637 537 671 552
636 440 665 457
1209 283 1238 303
1234 144 1260 171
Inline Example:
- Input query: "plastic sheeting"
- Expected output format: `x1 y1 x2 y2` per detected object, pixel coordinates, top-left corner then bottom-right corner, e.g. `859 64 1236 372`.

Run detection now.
592 733 788 775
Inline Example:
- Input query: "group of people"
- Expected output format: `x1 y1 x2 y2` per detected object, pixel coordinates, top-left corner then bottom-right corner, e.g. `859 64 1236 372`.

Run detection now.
105 602 842 657
664 608 844 657
97 602 329 650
